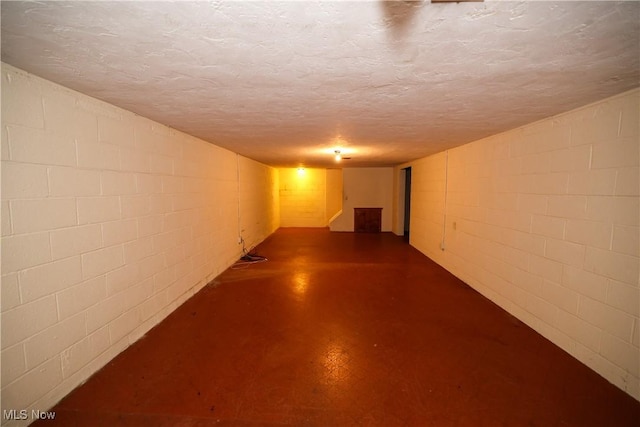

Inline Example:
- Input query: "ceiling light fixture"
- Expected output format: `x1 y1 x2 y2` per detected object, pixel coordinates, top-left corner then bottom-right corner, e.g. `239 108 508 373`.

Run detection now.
334 150 342 162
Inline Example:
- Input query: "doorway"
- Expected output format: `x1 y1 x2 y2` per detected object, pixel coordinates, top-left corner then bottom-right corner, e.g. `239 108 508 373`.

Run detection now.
402 167 412 242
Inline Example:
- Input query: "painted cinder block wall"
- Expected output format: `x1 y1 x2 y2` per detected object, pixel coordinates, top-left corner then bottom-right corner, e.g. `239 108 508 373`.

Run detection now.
401 89 640 399
239 155 280 250
278 168 327 227
0 63 280 422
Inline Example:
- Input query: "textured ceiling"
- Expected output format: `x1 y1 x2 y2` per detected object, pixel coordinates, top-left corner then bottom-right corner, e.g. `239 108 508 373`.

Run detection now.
2 1 639 168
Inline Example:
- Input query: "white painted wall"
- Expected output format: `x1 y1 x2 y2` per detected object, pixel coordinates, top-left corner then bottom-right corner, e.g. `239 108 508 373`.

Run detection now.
0 63 280 423
402 89 640 400
330 167 394 232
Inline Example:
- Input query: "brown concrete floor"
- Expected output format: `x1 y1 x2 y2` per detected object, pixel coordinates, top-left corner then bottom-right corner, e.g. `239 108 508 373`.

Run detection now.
38 228 639 426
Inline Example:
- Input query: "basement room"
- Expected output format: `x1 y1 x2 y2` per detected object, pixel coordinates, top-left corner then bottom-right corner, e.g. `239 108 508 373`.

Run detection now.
1 1 639 426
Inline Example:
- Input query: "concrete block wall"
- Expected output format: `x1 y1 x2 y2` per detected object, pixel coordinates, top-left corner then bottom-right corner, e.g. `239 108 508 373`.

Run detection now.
406 154 447 248
239 156 280 249
0 63 279 422
279 168 327 227
405 89 640 399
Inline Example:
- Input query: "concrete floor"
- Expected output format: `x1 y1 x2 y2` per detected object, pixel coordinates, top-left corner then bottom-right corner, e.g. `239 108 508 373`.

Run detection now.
38 228 639 426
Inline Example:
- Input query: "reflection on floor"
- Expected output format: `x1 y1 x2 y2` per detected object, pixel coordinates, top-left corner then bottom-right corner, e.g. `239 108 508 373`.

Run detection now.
37 228 640 426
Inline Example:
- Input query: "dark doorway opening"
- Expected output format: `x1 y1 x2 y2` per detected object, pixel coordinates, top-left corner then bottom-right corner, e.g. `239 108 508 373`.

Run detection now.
403 167 412 242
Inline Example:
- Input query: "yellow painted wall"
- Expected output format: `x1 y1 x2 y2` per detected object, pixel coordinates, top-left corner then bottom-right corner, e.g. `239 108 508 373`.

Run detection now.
239 156 280 249
279 168 327 227
325 169 343 223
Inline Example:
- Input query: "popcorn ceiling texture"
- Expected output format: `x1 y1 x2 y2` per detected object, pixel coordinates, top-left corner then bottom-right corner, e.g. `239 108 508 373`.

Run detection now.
401 89 640 399
1 1 638 167
0 63 279 422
